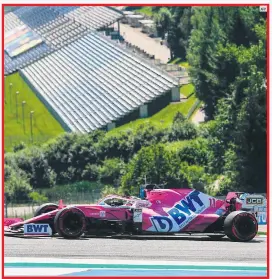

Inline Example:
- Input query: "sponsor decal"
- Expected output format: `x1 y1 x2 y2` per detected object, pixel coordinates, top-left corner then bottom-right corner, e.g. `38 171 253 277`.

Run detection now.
133 209 142 223
256 212 267 225
246 197 264 205
99 211 106 218
150 190 209 232
24 224 52 236
253 205 267 212
134 200 151 208
253 205 267 225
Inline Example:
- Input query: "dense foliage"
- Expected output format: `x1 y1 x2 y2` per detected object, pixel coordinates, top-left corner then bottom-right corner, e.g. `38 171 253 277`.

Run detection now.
4 7 267 202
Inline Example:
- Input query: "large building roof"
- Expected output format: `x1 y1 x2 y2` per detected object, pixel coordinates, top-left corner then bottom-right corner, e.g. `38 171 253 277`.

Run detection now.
21 32 178 133
4 6 123 75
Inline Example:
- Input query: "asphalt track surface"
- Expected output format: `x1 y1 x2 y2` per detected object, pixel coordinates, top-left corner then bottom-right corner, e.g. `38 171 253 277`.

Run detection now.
4 235 266 263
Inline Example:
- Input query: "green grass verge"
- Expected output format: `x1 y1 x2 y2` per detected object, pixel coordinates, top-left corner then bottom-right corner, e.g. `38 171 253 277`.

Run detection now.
180 84 194 98
257 231 267 235
4 72 65 151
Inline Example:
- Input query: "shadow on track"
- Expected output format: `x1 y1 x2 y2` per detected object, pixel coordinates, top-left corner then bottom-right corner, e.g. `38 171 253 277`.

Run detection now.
4 234 264 243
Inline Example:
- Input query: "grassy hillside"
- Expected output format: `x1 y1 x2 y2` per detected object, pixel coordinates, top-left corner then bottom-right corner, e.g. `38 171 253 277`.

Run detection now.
4 74 198 150
4 73 65 151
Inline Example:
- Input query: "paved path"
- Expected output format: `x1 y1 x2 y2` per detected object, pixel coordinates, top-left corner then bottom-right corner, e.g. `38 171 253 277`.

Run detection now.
119 23 171 63
192 108 205 124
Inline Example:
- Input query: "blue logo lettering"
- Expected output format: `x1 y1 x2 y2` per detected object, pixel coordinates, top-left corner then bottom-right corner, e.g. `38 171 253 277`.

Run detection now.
24 224 51 235
150 190 205 232
33 225 47 233
151 216 173 232
168 208 186 225
27 225 33 233
189 191 204 207
258 213 267 225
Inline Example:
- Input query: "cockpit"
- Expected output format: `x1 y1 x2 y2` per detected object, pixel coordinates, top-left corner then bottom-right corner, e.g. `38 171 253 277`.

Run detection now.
98 195 140 207
98 194 151 209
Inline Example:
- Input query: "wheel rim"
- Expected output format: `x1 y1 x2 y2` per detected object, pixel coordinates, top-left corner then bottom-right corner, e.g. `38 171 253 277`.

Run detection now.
233 214 257 240
62 211 84 235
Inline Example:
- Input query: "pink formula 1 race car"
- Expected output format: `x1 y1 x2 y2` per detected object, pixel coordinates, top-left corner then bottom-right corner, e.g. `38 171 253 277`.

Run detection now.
4 185 258 242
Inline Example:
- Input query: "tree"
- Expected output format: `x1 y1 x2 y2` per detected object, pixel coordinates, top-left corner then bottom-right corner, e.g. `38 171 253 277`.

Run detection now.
167 7 192 59
188 7 263 119
188 7 226 119
98 158 126 186
209 20 266 193
154 7 173 39
5 164 32 202
121 144 180 193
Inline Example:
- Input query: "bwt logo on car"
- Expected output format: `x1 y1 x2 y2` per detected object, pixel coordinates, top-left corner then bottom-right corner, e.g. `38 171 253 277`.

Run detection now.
150 190 208 233
24 224 52 236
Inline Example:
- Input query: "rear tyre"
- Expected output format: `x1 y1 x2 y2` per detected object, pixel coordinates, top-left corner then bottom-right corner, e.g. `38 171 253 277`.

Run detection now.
224 211 258 242
34 203 58 217
54 207 86 239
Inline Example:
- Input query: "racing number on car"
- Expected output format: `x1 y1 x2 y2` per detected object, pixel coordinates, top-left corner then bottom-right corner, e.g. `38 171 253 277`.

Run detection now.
209 198 216 208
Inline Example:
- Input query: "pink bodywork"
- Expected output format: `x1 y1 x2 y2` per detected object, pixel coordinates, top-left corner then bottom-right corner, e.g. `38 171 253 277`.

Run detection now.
4 189 243 233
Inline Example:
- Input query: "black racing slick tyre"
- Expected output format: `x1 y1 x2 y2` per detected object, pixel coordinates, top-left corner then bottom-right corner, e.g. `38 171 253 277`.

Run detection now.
54 207 86 239
34 203 58 217
224 211 258 242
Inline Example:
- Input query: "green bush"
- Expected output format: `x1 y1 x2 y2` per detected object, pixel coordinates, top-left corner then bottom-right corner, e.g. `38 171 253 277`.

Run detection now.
29 191 48 203
173 111 186 123
4 164 32 202
99 131 134 162
121 144 181 193
13 142 26 153
168 120 198 141
133 123 168 153
178 138 209 165
98 158 126 186
14 147 57 189
101 185 123 196
82 164 99 181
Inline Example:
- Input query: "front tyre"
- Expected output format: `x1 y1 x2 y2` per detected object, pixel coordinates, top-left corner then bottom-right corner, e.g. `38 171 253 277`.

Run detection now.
54 207 86 239
224 211 258 242
34 203 58 217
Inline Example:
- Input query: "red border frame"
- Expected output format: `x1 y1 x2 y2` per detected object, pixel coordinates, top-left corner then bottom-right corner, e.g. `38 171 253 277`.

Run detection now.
2 3 270 279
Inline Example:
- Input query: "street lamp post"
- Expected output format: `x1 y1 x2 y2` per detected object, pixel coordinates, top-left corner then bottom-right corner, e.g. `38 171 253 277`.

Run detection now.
22 101 26 133
15 91 20 122
9 83 13 113
30 111 34 143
